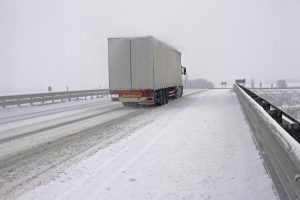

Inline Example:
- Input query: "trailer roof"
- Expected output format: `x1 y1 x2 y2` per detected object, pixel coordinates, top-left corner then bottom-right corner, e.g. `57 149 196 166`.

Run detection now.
107 36 181 55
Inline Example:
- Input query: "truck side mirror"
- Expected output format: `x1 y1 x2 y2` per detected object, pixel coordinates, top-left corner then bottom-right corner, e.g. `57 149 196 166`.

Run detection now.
181 66 187 75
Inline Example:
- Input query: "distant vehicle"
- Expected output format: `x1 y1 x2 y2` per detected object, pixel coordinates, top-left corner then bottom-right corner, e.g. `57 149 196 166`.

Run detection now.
108 36 186 106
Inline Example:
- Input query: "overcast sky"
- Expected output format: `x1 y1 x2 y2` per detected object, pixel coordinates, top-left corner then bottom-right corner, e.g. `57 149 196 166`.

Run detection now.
0 0 300 94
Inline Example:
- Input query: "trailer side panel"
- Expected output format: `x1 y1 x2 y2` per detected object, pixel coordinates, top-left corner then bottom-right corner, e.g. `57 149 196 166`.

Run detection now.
153 39 182 90
108 38 132 90
131 38 154 90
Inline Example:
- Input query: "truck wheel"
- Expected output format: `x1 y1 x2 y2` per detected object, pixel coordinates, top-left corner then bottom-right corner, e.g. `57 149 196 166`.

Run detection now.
165 91 169 104
160 90 166 105
161 95 165 105
154 90 162 106
174 89 178 99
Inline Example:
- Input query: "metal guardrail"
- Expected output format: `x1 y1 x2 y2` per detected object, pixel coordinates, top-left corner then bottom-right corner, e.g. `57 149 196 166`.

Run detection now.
252 87 300 89
0 89 109 108
234 84 300 200
239 84 300 140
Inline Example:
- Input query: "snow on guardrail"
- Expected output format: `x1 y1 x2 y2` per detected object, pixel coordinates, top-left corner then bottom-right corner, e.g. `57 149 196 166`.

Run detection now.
234 84 300 200
236 85 300 166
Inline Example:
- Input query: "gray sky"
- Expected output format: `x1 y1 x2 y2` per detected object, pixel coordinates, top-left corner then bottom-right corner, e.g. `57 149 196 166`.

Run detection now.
1 0 300 94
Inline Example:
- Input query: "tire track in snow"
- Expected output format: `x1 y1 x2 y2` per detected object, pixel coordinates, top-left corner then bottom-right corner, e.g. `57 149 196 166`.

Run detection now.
0 108 149 199
0 100 112 125
0 89 207 199
0 106 122 144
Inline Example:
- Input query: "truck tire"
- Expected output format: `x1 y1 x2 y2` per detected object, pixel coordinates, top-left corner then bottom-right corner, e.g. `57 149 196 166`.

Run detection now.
155 90 162 106
165 90 169 104
160 91 166 105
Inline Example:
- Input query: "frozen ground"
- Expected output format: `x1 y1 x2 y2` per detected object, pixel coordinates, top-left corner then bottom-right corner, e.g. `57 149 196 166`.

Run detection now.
3 89 277 200
252 89 300 121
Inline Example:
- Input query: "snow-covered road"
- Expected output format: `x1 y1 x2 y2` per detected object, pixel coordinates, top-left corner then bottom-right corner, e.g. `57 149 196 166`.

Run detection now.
0 89 205 199
15 89 276 200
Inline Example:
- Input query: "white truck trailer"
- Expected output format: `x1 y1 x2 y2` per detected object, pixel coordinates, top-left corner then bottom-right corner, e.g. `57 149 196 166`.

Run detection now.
108 36 186 106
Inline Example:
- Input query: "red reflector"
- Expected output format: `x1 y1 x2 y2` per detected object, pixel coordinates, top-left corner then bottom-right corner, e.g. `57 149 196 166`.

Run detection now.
142 90 154 96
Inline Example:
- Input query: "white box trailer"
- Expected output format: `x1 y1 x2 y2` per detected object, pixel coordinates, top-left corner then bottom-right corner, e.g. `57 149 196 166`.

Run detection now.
108 36 186 106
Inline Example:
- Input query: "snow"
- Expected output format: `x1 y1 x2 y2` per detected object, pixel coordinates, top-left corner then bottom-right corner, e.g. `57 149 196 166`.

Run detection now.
0 89 202 122
238 86 300 171
183 89 208 96
0 97 110 120
0 102 116 133
0 89 205 161
0 89 205 136
18 90 276 200
0 108 136 160
251 88 300 121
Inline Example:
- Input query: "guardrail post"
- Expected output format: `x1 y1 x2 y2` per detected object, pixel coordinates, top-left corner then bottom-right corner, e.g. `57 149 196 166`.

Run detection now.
267 110 283 124
30 97 33 105
261 101 270 111
52 94 55 103
68 93 71 101
255 97 263 104
42 96 44 104
282 124 300 142
249 93 257 98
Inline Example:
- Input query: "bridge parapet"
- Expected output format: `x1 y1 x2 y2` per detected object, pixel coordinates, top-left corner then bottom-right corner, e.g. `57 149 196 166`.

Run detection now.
234 84 300 200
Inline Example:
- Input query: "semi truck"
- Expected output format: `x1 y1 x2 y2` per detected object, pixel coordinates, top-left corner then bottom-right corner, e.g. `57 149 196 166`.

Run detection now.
108 36 186 106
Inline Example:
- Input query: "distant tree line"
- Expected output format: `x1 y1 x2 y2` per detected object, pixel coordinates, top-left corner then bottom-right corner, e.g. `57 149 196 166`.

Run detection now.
250 78 289 88
184 78 214 89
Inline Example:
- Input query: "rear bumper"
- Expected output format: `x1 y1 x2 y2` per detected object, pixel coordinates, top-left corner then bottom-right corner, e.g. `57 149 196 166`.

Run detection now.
110 90 155 105
120 97 154 104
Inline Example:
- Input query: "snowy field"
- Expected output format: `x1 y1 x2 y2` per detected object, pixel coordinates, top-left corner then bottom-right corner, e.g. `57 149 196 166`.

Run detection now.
0 89 276 199
251 89 300 121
